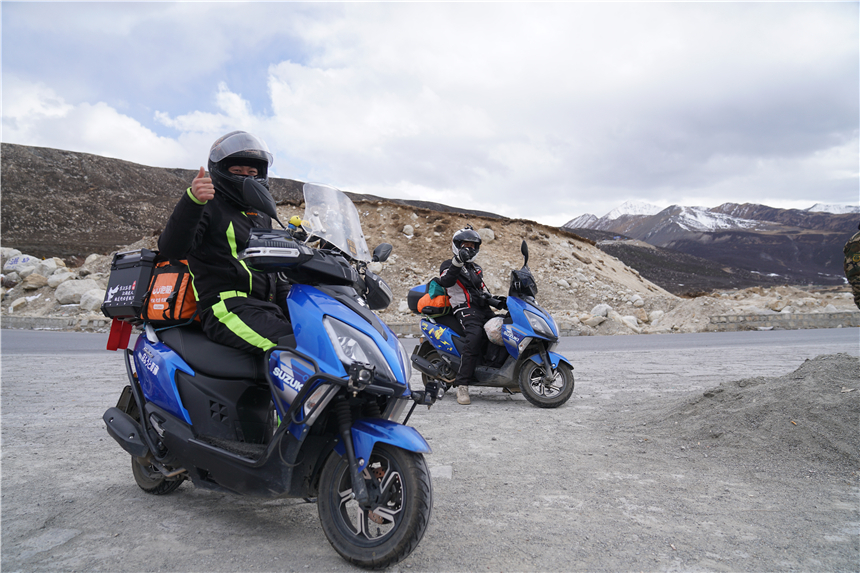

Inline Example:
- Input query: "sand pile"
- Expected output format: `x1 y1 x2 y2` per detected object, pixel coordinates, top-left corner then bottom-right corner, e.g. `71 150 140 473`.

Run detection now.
641 353 859 472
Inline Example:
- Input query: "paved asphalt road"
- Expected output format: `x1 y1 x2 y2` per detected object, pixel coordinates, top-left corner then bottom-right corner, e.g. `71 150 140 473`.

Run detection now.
3 324 857 355
1 327 858 571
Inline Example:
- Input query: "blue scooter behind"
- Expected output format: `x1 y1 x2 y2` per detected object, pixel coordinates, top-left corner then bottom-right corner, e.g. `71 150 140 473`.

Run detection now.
410 241 574 408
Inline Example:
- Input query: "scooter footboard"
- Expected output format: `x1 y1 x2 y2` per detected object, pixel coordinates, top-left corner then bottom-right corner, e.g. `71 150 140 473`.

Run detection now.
335 418 431 471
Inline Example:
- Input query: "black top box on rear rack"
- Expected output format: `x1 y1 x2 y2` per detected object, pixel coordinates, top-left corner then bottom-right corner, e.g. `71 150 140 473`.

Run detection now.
101 248 157 321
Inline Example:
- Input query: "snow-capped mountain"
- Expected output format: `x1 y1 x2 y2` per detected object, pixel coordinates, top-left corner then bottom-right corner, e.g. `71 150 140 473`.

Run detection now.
564 213 599 229
806 203 860 214
562 201 857 286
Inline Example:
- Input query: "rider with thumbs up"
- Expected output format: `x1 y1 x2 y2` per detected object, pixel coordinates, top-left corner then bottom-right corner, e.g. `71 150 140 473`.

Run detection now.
158 131 293 354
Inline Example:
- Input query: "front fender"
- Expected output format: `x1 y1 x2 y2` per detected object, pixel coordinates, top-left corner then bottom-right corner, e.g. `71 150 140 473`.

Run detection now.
334 418 431 471
528 351 573 371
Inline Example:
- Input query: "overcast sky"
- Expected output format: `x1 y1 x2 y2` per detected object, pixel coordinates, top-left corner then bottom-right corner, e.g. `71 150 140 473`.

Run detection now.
2 2 857 226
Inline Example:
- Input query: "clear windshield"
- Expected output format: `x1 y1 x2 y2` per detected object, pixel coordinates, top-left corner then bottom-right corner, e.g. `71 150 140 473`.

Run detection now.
301 183 371 262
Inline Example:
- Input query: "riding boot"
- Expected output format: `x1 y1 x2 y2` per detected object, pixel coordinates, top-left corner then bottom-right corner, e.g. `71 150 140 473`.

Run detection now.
456 385 471 405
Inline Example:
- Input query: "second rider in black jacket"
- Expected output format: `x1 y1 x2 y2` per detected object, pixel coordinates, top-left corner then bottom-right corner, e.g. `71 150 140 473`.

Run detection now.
438 225 506 405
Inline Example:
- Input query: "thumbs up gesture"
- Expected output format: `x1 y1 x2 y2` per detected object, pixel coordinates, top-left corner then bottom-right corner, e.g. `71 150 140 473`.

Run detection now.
191 166 215 202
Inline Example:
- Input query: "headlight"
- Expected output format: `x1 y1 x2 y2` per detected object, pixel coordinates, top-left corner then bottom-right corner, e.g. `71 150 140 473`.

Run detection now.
525 310 556 338
323 317 397 383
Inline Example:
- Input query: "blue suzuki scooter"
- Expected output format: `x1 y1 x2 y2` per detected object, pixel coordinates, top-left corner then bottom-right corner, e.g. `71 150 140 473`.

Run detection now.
410 241 574 408
102 183 441 569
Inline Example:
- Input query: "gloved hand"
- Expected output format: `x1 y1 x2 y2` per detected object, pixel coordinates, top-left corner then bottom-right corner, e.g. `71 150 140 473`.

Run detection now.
458 246 477 263
488 296 507 310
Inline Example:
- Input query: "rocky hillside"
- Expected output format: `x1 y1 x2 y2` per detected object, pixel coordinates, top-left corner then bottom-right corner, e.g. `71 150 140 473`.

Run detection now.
0 143 499 262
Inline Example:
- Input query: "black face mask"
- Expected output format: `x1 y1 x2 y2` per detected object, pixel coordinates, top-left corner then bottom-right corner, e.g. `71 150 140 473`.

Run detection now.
242 177 283 228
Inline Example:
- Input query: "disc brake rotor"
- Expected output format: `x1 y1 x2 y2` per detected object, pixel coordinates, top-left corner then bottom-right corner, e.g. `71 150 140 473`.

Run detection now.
368 467 387 524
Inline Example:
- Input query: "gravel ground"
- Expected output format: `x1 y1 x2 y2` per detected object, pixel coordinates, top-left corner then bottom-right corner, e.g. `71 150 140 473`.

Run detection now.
1 333 858 572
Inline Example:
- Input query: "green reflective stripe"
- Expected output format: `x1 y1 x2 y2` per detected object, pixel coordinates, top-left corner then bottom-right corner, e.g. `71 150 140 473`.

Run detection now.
219 290 247 300
225 222 253 294
188 266 199 300
186 187 207 205
211 300 276 352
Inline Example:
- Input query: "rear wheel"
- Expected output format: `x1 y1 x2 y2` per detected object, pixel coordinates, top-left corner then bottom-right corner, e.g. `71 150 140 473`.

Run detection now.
517 357 574 408
131 456 184 495
420 349 452 393
318 444 432 569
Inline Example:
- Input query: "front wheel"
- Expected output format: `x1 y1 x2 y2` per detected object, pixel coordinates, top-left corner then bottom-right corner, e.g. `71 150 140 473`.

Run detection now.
318 443 432 569
518 358 574 408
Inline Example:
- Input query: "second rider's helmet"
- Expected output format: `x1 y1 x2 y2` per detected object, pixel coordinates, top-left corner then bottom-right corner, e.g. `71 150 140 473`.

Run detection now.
451 225 482 262
207 131 274 207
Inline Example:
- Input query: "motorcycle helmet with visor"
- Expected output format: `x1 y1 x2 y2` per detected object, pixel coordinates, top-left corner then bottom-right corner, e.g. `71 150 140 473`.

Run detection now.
451 225 482 262
207 131 274 207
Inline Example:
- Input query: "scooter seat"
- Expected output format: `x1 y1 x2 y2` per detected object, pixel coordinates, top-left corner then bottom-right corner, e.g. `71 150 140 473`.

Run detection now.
430 313 464 336
158 327 269 381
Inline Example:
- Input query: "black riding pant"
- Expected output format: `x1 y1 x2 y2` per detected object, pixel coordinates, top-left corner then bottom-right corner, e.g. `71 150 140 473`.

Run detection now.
454 306 496 385
200 296 293 355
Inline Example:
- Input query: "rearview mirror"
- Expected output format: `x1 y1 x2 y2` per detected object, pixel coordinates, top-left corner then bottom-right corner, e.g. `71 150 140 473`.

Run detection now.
373 243 393 263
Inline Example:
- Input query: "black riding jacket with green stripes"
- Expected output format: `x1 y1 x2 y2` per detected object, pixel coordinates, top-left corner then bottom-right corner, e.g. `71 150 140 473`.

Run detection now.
158 188 277 308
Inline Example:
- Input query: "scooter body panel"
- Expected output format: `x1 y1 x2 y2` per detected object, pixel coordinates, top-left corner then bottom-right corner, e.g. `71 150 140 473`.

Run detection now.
133 335 194 424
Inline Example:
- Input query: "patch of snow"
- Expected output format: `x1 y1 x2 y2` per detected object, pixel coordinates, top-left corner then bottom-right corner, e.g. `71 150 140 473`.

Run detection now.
602 201 662 220
672 206 762 233
805 203 860 214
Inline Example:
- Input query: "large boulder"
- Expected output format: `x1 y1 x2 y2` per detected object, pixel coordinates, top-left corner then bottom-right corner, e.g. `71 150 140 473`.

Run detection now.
1 248 22 267
34 258 64 277
79 289 107 312
478 228 495 243
580 313 605 327
55 278 101 304
3 254 40 277
620 315 642 333
22 274 48 290
2 271 22 288
48 271 76 288
591 303 612 317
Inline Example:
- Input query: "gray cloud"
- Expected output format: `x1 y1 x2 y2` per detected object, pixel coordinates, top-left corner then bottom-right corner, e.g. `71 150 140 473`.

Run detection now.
2 2 857 225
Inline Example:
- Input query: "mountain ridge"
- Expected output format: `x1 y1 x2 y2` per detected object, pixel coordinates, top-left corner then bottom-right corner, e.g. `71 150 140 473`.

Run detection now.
564 202 857 286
